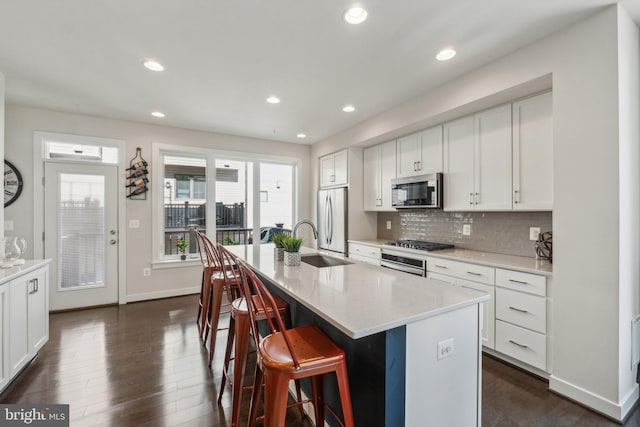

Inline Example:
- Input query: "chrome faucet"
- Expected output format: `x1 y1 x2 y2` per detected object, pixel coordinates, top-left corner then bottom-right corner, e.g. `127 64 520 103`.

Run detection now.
293 220 318 240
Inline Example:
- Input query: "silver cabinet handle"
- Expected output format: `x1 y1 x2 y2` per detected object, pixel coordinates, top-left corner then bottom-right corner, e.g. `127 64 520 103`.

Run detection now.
508 306 528 313
110 239 117 245
469 192 473 205
514 190 520 204
508 279 528 285
28 279 34 294
434 265 448 269
475 192 479 205
509 340 528 349
35 278 38 293
466 271 482 276
110 229 117 235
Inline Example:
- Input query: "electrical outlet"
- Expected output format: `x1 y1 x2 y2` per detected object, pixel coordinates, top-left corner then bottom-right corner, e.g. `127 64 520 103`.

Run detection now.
437 338 454 360
130 219 140 229
4 220 14 231
529 227 541 241
462 224 471 236
143 268 151 277
386 221 392 230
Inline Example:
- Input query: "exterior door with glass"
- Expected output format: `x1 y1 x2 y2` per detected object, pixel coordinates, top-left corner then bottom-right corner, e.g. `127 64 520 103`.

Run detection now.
44 162 119 310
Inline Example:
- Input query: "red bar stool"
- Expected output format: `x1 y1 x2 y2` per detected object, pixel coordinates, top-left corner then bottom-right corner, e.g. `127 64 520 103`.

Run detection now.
216 245 303 427
194 230 241 365
236 260 355 427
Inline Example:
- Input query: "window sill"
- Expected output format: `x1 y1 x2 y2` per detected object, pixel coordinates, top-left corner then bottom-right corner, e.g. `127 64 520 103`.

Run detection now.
151 258 201 270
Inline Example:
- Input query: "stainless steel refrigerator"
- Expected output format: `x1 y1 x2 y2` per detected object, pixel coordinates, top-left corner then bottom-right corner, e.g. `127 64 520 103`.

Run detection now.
317 187 348 255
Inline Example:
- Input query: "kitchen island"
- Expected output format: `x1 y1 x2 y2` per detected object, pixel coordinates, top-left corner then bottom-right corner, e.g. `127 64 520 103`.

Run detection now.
227 244 489 427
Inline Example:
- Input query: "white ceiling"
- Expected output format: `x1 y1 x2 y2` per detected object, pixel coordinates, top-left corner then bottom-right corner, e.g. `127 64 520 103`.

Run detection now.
0 0 636 145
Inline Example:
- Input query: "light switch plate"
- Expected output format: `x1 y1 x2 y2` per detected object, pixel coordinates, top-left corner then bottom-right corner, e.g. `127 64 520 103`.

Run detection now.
4 220 14 232
130 219 140 229
386 221 392 230
462 224 471 236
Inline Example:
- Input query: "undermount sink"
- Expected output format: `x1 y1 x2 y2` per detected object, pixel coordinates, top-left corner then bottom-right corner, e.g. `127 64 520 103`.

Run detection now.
300 254 353 268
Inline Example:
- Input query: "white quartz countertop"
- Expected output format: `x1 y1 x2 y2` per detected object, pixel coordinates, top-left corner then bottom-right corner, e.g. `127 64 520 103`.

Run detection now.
227 244 488 339
349 239 552 276
0 259 52 285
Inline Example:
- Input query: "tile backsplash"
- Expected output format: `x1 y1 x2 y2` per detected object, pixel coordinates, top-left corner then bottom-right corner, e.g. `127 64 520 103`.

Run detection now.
377 210 552 258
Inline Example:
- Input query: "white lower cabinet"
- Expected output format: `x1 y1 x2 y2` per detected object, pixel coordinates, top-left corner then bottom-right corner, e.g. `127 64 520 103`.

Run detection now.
495 320 546 371
427 263 495 350
494 268 547 371
27 268 49 355
0 284 8 391
1 262 50 393
9 279 29 376
427 259 549 372
348 242 381 266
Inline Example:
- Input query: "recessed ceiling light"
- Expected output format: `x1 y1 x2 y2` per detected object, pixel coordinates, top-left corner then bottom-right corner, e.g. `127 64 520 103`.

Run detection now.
143 60 164 72
151 111 165 118
342 105 356 113
345 6 368 24
297 133 307 139
266 96 281 104
436 48 456 61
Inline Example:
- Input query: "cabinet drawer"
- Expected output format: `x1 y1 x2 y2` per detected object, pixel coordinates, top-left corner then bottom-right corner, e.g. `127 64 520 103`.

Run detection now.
348 243 381 260
349 253 380 266
496 287 546 333
426 272 457 285
495 320 546 371
496 269 546 296
427 258 495 285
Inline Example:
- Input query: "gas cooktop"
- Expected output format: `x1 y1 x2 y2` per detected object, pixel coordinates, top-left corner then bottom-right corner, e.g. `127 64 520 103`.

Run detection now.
385 240 454 251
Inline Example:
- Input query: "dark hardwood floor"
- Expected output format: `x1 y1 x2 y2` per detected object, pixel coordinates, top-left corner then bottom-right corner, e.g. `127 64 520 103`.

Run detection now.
0 295 636 426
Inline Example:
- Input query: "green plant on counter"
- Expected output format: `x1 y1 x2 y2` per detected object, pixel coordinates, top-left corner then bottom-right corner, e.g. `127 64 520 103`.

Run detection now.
281 235 303 253
176 238 188 254
272 233 286 249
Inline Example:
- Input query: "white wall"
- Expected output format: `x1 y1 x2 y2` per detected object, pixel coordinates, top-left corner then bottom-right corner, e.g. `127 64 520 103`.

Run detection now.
312 4 638 421
0 72 5 240
4 105 312 301
617 4 640 412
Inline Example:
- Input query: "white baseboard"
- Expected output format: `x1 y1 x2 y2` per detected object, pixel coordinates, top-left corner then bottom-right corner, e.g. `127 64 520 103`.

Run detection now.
125 287 200 303
549 375 639 421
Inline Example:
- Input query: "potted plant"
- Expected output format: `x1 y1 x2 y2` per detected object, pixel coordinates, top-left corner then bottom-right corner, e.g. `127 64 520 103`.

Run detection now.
176 238 188 260
272 233 286 261
281 235 303 266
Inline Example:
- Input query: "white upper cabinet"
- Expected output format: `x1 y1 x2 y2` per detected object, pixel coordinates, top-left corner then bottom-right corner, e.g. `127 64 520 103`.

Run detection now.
364 140 397 211
512 92 553 210
396 126 443 178
474 104 513 210
320 149 348 188
444 105 512 211
443 116 475 211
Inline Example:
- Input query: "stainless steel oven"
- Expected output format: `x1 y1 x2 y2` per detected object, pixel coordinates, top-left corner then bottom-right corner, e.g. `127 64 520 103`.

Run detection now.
380 248 426 276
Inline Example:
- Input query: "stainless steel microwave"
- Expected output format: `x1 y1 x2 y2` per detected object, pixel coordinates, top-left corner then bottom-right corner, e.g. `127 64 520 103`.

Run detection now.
391 173 443 208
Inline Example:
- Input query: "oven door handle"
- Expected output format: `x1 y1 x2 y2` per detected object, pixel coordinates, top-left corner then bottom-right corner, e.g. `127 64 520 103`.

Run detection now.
380 260 425 276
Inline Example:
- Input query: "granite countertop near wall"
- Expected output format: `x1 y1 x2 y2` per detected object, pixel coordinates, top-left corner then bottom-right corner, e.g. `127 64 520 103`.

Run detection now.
349 239 552 276
0 259 52 285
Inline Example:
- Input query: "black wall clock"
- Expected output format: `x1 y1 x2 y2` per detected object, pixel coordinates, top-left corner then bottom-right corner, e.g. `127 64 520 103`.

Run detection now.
4 160 23 207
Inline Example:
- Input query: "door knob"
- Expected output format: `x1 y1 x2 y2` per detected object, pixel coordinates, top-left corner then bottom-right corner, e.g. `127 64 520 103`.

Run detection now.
110 239 117 245
110 230 117 235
